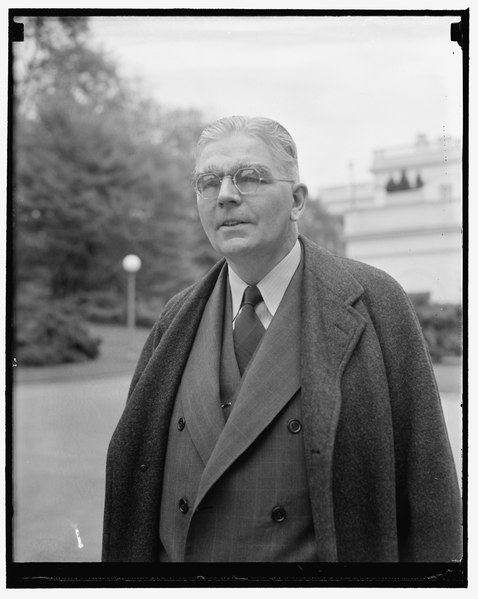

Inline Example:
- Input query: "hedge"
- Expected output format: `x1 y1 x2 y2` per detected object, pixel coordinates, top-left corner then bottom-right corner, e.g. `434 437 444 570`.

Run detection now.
414 302 462 363
15 301 101 366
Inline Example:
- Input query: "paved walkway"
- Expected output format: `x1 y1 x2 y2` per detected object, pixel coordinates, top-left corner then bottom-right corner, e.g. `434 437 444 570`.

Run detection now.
13 375 131 562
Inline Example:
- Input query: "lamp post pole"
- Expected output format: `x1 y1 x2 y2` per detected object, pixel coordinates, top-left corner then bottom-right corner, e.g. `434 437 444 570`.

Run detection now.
122 254 142 330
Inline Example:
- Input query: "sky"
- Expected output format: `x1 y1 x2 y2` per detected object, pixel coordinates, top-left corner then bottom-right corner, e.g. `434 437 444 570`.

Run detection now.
88 14 463 196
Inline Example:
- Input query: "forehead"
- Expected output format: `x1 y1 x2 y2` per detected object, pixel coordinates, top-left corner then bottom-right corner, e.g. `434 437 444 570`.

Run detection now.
196 132 278 173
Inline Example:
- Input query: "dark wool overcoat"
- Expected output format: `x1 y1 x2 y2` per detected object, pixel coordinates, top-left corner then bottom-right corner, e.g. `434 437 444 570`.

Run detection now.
102 236 462 562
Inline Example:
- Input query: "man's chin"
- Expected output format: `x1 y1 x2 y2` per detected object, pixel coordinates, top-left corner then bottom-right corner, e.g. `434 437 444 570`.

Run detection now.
215 237 256 259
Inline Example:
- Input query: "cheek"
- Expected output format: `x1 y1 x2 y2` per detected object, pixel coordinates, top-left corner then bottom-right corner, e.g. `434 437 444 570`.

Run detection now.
197 203 213 229
261 205 291 233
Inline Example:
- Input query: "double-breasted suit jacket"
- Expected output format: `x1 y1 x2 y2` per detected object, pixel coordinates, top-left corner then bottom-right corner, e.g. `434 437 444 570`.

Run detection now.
102 235 462 562
158 259 317 561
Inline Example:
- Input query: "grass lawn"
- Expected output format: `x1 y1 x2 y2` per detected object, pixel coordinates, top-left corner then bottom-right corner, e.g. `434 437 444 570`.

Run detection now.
15 323 151 385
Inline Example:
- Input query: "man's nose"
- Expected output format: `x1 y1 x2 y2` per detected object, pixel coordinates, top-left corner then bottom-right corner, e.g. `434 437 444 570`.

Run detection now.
217 176 241 205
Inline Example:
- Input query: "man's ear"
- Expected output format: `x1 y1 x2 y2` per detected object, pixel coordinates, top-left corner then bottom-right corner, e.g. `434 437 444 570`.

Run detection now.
290 183 308 222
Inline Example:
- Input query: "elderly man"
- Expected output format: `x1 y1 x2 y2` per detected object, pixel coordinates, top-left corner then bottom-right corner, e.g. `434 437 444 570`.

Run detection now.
102 116 461 563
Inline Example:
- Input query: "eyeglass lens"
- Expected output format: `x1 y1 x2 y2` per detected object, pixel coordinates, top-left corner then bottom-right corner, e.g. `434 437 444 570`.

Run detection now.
196 167 261 198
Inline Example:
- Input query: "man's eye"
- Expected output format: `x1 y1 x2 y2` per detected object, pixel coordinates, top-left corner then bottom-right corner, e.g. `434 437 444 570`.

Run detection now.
236 169 260 184
200 175 220 190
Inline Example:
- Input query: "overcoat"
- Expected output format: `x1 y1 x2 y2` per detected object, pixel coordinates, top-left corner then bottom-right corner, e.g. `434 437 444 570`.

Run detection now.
102 236 462 562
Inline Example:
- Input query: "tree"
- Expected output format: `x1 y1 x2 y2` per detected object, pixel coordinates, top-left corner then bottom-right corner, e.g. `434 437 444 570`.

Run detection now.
13 16 214 362
14 16 124 118
298 198 344 255
15 91 211 300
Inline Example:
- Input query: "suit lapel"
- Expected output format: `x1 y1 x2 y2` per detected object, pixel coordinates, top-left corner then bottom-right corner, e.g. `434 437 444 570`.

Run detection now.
218 286 242 419
193 263 302 511
180 265 228 466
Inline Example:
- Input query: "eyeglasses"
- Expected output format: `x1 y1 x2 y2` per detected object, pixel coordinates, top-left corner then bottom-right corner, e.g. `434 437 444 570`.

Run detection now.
194 166 294 200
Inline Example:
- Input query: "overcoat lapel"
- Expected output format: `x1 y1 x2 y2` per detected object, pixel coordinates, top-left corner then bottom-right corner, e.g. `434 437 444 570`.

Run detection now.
180 264 229 466
299 235 367 561
193 264 302 511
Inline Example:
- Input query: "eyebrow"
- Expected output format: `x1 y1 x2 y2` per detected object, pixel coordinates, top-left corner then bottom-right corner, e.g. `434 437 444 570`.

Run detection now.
196 161 272 177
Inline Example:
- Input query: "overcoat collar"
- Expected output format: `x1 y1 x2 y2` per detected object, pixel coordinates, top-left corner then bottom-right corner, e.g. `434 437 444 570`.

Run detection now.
299 235 366 455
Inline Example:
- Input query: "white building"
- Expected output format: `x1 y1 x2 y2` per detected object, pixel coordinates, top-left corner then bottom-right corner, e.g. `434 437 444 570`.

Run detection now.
318 135 462 304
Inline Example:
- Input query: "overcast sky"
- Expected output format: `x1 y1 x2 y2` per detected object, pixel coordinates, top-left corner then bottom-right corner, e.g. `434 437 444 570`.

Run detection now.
88 15 462 196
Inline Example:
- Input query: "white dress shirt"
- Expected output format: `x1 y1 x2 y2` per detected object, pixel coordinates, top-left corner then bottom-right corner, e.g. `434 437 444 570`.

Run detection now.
228 240 302 330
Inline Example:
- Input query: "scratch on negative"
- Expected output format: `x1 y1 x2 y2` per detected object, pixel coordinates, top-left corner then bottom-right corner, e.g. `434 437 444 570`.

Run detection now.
72 523 84 549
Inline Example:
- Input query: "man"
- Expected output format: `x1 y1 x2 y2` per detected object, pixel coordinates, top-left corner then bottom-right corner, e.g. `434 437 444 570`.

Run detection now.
102 116 462 563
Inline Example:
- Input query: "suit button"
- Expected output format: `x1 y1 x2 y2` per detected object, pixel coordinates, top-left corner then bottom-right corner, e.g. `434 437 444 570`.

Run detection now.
271 505 287 523
139 463 147 472
178 497 189 514
177 417 185 431
287 419 302 434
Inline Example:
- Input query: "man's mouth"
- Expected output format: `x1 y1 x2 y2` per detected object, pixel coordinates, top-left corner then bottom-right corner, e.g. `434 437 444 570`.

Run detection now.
221 220 246 227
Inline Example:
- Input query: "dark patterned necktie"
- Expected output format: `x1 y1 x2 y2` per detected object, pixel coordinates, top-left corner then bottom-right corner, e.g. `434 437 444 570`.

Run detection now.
233 285 266 375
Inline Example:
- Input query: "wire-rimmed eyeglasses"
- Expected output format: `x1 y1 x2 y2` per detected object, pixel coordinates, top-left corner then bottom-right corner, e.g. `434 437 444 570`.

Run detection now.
193 166 295 200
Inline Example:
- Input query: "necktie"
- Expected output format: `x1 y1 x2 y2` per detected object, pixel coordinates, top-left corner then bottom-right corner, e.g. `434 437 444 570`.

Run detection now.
233 285 266 375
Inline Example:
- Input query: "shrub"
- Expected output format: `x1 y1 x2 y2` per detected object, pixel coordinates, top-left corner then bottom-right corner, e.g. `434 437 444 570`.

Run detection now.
69 291 164 328
73 290 125 325
15 301 101 366
413 302 462 363
135 296 165 328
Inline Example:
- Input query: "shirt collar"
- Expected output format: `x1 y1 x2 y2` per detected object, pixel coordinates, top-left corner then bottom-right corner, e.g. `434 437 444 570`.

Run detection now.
228 239 301 320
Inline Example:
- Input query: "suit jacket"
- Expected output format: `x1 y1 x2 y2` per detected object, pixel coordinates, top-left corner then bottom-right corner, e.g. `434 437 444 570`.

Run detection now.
102 235 462 562
158 259 317 561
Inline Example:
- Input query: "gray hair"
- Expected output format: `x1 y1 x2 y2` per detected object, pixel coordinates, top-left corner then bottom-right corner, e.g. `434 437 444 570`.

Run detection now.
195 115 300 182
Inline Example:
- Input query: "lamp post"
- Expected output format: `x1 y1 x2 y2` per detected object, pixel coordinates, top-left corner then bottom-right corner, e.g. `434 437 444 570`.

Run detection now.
122 254 142 330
